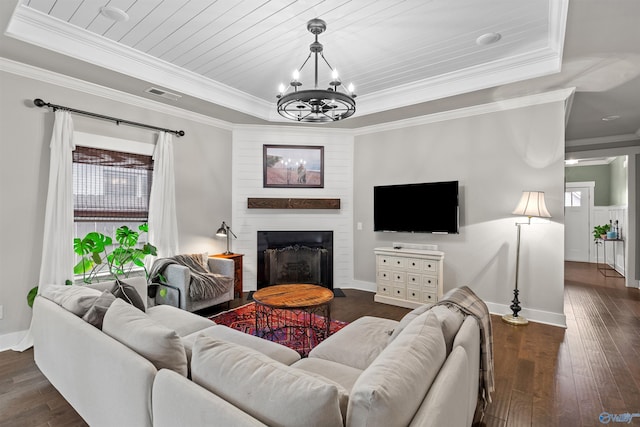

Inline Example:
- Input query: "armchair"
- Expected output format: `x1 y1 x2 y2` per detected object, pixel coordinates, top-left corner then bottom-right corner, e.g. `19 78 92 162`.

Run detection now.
154 257 235 312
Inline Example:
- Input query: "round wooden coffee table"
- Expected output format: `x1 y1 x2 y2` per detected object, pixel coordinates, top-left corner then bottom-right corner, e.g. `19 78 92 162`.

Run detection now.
252 284 334 356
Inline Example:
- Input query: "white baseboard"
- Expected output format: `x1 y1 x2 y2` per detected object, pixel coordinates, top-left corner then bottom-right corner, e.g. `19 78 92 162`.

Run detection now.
338 280 376 293
485 302 567 328
0 330 29 352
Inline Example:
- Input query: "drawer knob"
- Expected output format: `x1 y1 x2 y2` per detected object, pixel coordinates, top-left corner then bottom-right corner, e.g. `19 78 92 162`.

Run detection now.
427 280 431 284
427 264 432 268
411 292 416 297
411 277 416 282
396 290 401 294
397 275 401 280
397 261 401 265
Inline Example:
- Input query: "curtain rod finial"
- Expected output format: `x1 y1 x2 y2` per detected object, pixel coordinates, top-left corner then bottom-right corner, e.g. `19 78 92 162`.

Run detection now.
34 98 46 108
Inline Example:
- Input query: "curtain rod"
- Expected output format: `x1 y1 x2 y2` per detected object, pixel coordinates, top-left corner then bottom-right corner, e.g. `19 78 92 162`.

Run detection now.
33 98 185 137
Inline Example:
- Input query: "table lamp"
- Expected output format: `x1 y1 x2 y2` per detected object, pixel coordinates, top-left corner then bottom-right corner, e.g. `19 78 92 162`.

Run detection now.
216 221 237 255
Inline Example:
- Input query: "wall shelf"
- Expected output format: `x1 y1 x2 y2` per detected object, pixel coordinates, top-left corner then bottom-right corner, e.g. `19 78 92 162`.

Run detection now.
247 198 340 209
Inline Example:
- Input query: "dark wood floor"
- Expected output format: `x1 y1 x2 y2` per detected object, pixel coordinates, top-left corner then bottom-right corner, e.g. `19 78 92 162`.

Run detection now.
1 262 638 426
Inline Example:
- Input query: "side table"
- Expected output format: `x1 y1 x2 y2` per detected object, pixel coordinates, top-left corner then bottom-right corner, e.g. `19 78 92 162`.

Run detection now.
211 253 244 298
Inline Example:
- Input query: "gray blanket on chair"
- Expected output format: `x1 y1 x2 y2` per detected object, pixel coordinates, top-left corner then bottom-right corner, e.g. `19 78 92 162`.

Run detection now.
150 254 232 301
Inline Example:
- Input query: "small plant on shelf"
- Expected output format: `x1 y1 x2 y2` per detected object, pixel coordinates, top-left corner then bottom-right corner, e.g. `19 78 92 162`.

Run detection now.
593 224 611 242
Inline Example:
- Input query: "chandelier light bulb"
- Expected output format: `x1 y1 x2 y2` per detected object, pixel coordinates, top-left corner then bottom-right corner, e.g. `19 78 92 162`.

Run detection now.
348 83 354 94
332 69 339 79
278 83 285 94
292 69 300 81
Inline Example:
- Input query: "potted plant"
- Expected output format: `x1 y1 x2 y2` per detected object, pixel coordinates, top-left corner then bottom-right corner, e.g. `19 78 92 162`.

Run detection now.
73 223 157 283
27 223 158 307
593 224 611 241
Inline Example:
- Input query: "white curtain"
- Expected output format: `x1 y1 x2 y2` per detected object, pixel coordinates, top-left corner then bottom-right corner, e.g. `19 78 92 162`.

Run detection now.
147 132 178 265
12 110 75 351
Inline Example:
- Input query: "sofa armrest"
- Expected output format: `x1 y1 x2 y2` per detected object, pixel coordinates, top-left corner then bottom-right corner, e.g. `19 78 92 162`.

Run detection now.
154 264 190 309
153 369 267 427
33 296 157 427
207 257 234 278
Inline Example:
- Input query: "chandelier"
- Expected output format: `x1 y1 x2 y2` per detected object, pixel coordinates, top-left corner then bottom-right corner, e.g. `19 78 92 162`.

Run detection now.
276 19 356 123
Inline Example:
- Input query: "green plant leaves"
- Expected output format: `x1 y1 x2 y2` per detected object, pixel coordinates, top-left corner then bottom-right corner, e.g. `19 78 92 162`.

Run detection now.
115 226 139 247
27 286 38 308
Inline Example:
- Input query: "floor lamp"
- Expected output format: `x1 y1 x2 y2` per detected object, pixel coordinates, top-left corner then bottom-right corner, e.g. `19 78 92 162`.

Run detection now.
215 221 237 255
503 191 552 326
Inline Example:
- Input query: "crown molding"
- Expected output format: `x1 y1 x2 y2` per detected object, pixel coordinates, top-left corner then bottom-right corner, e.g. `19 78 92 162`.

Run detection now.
5 0 569 123
0 57 234 131
5 4 272 121
566 134 640 147
353 87 575 136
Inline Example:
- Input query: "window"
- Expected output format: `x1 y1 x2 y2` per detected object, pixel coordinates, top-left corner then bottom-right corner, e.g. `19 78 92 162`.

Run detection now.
564 190 582 207
73 146 153 244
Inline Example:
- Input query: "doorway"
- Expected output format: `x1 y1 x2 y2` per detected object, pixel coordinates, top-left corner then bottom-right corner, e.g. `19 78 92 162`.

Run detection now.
564 182 594 262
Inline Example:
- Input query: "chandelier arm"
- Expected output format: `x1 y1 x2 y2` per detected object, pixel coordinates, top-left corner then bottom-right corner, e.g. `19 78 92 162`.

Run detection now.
298 52 312 73
320 52 334 72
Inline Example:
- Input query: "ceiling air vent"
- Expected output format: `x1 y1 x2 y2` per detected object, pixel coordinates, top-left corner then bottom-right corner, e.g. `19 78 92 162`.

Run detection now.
145 87 182 101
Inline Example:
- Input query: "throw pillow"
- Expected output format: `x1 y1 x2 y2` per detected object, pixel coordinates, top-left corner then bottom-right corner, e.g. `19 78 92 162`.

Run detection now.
348 311 446 427
103 299 188 376
191 335 347 427
388 303 433 342
82 290 116 329
40 285 102 317
111 279 146 312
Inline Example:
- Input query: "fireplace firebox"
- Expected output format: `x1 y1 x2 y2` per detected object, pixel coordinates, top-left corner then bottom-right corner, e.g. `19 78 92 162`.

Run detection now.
257 231 333 290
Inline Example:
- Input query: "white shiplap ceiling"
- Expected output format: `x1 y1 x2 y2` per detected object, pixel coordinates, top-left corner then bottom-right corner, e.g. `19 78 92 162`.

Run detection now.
6 0 566 122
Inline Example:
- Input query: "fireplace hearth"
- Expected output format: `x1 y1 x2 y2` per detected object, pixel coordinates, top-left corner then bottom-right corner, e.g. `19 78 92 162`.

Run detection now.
257 231 333 290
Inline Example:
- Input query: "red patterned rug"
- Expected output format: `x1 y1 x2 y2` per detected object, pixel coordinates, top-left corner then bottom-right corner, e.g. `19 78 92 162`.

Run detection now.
209 302 348 357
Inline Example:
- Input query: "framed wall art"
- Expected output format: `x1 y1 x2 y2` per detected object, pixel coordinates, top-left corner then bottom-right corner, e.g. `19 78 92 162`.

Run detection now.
263 145 324 188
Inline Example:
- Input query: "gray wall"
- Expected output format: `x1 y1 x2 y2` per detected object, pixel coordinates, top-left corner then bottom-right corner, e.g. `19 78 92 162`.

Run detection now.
0 70 232 340
610 156 628 206
353 102 566 325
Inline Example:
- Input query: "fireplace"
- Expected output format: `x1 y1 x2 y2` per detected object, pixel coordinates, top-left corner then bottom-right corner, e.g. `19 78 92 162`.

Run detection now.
257 231 333 290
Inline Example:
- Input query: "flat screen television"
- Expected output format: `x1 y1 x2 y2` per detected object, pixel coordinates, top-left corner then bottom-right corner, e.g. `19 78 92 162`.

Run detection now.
373 181 459 233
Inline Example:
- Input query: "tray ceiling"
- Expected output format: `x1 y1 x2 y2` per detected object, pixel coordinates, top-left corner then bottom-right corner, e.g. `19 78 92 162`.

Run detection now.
7 0 566 122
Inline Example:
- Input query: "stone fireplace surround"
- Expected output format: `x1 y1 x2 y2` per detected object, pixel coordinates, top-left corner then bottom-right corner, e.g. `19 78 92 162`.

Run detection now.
257 231 333 290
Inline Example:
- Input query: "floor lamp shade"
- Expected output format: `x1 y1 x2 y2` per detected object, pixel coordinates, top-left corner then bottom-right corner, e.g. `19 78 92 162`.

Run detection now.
504 191 551 326
512 191 551 218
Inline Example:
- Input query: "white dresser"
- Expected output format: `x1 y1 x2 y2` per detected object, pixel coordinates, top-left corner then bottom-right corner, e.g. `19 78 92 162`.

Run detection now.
374 247 445 309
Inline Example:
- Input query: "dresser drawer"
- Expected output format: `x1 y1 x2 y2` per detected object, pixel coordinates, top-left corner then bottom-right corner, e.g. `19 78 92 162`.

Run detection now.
422 276 438 288
406 258 422 271
392 286 406 299
378 269 392 282
406 285 421 302
392 271 405 283
377 283 391 296
407 273 421 286
423 290 437 304
423 260 438 273
391 257 406 269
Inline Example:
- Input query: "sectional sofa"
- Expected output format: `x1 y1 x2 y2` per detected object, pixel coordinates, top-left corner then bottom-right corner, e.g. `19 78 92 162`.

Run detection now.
32 278 483 427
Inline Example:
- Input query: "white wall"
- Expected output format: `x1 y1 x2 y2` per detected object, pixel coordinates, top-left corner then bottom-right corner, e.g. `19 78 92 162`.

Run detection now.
231 127 354 291
352 99 567 327
0 65 233 348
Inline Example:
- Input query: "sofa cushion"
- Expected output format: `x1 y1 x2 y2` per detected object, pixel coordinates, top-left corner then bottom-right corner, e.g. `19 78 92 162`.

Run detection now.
409 346 470 427
147 304 214 337
347 311 446 427
191 335 347 427
40 285 102 317
103 299 188 376
81 290 116 329
86 276 149 310
292 357 363 392
111 279 146 312
308 316 399 370
389 304 464 354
